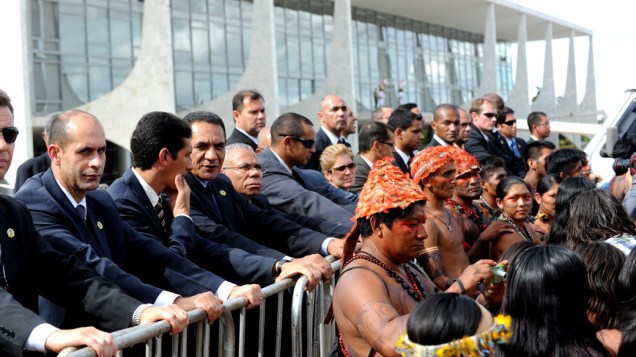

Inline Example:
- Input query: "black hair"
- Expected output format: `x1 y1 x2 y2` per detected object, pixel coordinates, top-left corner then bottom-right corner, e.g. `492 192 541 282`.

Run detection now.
131 111 191 170
479 156 506 180
270 112 313 146
547 177 596 245
0 89 13 115
545 148 585 176
388 107 419 131
183 111 226 136
358 121 392 153
566 189 636 247
523 140 556 162
407 293 482 345
526 111 547 134
232 89 264 111
357 201 426 238
617 248 636 357
574 242 625 330
397 103 418 111
536 174 563 196
497 245 610 357
496 106 515 125
495 176 531 200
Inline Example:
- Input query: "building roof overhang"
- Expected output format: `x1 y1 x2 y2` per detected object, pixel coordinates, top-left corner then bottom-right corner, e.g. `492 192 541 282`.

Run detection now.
350 0 592 42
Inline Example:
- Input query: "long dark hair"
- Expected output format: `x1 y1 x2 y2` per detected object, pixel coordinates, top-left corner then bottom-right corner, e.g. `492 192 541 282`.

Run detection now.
574 242 625 330
497 245 609 357
547 177 596 245
567 189 636 248
407 293 482 345
617 248 636 357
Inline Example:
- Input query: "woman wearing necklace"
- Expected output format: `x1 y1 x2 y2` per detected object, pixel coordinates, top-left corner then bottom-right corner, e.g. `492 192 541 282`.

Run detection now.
490 176 540 261
532 174 562 239
332 159 498 357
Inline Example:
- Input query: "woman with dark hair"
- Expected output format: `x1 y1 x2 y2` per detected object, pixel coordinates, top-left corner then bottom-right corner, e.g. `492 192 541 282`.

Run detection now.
490 176 538 261
547 176 597 245
532 174 563 238
567 189 636 252
397 293 511 356
497 244 610 357
616 248 636 357
575 243 625 357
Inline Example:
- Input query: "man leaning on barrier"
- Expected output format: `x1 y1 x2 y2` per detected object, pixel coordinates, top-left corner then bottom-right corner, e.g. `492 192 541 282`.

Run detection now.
0 89 188 356
332 158 498 356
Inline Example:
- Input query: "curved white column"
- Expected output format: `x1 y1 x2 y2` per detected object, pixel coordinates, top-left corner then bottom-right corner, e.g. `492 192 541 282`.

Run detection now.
505 13 530 118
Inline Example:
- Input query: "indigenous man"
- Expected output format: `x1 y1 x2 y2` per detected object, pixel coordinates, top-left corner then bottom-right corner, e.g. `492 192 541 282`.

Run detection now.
332 159 495 356
444 149 514 261
410 146 470 290
476 156 507 224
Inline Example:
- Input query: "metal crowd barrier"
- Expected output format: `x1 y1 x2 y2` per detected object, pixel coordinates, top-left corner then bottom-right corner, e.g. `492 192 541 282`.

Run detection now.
59 259 341 357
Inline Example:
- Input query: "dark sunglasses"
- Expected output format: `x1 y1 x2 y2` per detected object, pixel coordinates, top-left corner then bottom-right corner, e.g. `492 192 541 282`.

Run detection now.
278 134 315 149
482 112 497 119
502 119 517 126
1 127 18 144
331 163 356 173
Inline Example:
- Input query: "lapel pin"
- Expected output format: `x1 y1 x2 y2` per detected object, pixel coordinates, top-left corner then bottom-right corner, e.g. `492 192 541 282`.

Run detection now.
97 222 104 230
6 228 15 238
219 190 227 196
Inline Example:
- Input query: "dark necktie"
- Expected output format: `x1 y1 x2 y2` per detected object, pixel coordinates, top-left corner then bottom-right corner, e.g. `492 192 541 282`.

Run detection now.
510 139 521 158
0 250 7 290
205 184 223 219
154 200 167 233
338 137 351 148
76 205 86 221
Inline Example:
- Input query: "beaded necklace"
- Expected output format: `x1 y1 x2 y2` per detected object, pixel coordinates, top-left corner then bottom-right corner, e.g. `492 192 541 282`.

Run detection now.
444 199 488 232
499 216 533 242
339 251 426 357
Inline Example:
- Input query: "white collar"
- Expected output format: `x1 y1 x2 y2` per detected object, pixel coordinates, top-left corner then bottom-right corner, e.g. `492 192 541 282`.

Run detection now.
236 127 258 145
395 147 411 166
55 177 88 218
432 133 450 147
321 126 340 145
131 168 161 207
270 149 292 173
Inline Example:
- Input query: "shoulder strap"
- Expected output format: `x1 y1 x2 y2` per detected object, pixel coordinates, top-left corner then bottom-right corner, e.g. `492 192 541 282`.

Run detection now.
340 265 390 297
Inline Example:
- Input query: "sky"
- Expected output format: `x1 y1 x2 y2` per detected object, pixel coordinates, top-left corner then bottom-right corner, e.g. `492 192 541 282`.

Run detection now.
508 0 636 121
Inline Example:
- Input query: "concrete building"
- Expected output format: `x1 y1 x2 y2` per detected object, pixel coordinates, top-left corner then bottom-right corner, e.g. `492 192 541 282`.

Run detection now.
1 0 597 188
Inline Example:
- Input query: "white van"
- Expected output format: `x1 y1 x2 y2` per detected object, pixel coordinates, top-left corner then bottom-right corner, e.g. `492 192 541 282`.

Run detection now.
585 91 636 185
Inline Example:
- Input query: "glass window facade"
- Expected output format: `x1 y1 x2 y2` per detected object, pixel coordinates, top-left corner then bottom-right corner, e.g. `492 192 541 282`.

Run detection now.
352 7 513 112
274 0 333 109
31 0 143 115
171 0 253 112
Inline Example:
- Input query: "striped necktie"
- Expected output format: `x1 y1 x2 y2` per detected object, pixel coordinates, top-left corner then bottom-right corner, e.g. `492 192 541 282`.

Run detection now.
154 200 167 233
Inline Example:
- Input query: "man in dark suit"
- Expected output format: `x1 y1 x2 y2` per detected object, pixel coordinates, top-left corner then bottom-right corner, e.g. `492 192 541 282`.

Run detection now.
387 107 424 175
306 94 350 171
15 110 257 328
182 111 335 288
14 116 53 192
465 96 506 164
427 104 460 148
493 107 527 177
0 90 188 356
226 89 266 151
527 111 551 143
259 112 355 225
223 143 350 237
108 111 327 288
350 121 394 193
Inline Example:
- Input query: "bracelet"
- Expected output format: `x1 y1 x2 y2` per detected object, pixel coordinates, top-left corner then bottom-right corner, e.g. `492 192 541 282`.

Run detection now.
455 278 467 295
132 303 154 326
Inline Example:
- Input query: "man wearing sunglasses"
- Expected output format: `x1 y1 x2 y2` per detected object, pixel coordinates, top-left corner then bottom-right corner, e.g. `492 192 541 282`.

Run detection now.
465 97 507 164
494 107 527 177
259 112 355 227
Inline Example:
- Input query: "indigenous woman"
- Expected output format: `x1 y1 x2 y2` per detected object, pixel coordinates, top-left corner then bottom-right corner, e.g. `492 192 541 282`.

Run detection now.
532 174 562 239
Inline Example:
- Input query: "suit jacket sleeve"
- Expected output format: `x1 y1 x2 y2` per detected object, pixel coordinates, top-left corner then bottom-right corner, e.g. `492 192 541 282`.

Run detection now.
465 135 493 163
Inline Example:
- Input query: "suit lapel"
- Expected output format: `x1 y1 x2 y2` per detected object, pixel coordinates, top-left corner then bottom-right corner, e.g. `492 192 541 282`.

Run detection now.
124 170 165 237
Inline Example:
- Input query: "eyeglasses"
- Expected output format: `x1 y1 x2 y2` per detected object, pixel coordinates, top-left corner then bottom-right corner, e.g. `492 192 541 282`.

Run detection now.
502 119 517 126
223 163 266 174
330 163 356 173
482 112 497 119
0 127 18 144
278 134 315 149
536 122 550 126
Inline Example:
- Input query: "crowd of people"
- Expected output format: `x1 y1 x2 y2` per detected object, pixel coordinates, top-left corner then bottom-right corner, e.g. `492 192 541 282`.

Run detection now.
1 86 635 357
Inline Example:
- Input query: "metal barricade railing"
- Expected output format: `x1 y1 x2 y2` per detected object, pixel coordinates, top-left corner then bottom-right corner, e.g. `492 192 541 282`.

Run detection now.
60 259 341 357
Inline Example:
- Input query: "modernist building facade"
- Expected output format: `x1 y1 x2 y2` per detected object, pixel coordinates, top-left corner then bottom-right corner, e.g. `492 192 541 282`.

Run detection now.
2 0 596 186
